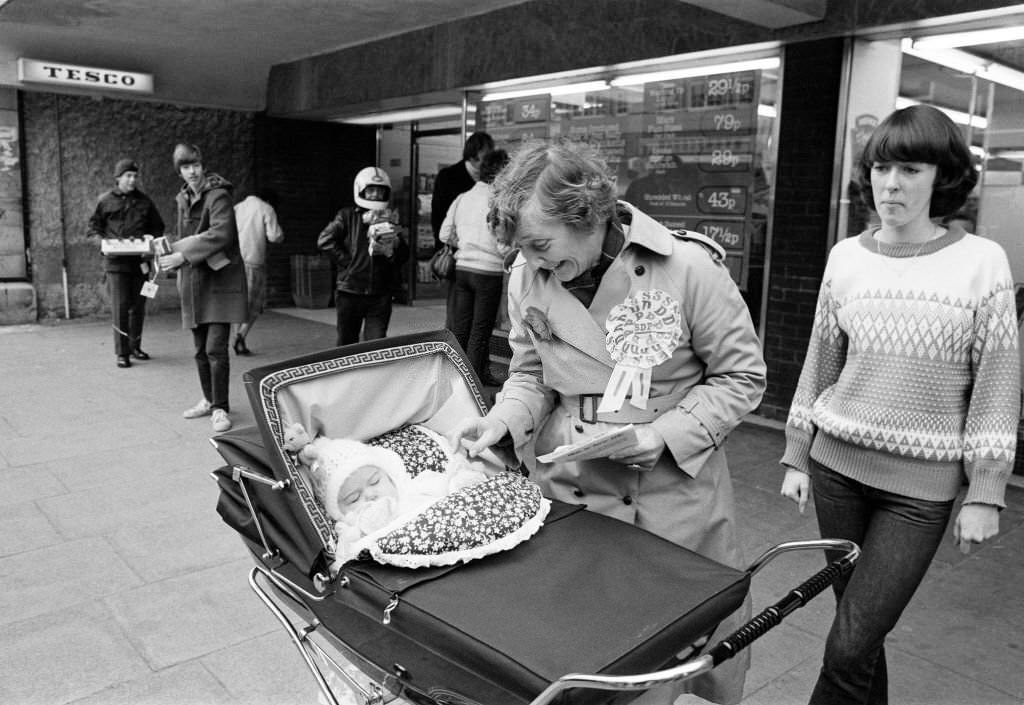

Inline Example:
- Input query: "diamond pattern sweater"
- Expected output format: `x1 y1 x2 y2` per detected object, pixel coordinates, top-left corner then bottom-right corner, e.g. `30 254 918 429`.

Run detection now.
782 226 1019 507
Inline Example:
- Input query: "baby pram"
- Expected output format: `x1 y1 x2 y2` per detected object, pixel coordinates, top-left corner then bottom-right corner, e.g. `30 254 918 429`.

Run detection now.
211 331 859 705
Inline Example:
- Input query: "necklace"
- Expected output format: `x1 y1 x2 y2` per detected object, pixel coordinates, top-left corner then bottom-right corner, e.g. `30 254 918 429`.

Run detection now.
871 225 942 276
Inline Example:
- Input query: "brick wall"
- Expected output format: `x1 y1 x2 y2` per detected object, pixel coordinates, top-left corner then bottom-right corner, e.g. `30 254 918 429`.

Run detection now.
761 38 846 420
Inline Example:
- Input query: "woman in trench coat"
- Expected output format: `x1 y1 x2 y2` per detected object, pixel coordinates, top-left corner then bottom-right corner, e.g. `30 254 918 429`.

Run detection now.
450 140 766 705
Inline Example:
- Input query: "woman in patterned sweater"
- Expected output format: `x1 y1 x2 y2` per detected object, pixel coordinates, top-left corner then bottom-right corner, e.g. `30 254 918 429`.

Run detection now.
780 104 1019 704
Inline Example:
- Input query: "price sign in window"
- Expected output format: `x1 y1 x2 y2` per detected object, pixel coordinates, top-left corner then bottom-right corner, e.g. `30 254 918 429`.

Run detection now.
475 61 776 317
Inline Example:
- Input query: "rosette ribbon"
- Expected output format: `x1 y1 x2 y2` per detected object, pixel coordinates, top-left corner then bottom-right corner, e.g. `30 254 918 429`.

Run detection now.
597 289 681 414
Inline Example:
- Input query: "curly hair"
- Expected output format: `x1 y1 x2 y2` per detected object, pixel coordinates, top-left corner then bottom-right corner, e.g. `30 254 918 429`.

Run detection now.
488 139 618 247
857 105 977 219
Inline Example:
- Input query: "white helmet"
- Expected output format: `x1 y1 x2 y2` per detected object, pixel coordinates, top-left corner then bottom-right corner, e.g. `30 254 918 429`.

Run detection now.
353 166 391 210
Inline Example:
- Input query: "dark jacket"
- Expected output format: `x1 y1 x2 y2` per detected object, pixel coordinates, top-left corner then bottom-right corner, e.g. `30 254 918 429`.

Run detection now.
87 188 165 273
171 173 248 328
317 207 409 296
430 160 475 248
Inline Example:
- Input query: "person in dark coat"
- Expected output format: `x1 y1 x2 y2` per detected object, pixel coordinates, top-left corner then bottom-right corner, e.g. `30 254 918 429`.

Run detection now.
157 143 247 433
87 158 165 368
430 131 493 328
317 166 409 346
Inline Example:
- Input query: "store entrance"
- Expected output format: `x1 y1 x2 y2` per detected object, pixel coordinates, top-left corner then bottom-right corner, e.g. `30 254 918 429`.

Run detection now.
409 127 463 302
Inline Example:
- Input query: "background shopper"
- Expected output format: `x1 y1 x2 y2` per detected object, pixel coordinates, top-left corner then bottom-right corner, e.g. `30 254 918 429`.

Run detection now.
780 104 1019 705
317 166 408 346
87 158 165 368
233 188 284 355
439 148 509 385
158 143 248 433
431 131 493 329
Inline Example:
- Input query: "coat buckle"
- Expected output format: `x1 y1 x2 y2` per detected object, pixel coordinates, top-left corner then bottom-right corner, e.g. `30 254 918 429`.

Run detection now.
579 394 601 424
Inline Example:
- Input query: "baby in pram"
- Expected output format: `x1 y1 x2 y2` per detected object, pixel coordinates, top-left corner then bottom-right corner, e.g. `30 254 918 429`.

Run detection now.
282 422 489 566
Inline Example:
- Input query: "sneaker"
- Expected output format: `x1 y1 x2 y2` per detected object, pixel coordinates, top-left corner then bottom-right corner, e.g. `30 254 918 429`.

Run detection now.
182 398 212 419
211 409 232 433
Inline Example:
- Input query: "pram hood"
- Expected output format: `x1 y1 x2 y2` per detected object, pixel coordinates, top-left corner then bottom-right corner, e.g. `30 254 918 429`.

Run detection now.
215 331 537 577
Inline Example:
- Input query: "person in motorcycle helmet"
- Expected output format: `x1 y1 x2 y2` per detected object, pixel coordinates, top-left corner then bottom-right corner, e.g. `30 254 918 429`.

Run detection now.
317 166 409 346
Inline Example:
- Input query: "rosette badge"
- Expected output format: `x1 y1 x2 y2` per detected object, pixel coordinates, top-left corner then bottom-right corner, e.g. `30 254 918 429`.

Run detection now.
598 289 681 413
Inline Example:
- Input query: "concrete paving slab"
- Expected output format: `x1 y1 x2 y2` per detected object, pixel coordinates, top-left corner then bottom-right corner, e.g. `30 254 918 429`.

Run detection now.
201 631 326 705
36 469 220 539
0 462 68 506
0 499 62 557
65 662 234 705
104 559 280 670
109 508 250 583
0 601 151 705
0 537 143 627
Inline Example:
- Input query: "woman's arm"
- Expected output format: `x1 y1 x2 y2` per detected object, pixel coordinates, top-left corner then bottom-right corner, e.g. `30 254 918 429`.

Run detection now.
779 263 847 474
438 195 460 247
651 246 767 476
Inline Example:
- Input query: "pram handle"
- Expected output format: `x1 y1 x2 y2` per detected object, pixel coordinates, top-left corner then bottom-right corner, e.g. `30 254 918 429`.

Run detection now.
527 538 859 705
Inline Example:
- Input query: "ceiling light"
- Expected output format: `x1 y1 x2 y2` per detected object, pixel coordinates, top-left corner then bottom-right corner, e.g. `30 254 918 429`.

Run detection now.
337 105 462 125
911 26 1024 49
895 96 988 129
757 104 777 118
902 38 1024 93
482 80 609 102
610 57 780 87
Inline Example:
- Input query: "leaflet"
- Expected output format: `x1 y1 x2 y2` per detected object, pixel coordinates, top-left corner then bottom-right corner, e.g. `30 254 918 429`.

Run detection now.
536 424 638 464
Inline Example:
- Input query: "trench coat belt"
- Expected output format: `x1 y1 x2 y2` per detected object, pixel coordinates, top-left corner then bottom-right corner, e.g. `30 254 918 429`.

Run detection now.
567 389 689 425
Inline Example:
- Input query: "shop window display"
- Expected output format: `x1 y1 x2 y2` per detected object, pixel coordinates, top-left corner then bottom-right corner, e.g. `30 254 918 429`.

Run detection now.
476 63 779 329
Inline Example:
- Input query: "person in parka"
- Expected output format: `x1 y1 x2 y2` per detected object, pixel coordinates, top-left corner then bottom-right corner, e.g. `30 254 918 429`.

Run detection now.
158 143 247 433
317 166 409 346
449 141 766 705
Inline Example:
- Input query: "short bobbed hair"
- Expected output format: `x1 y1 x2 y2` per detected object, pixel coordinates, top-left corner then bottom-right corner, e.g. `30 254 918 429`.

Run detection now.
857 104 977 219
173 143 203 171
488 140 618 247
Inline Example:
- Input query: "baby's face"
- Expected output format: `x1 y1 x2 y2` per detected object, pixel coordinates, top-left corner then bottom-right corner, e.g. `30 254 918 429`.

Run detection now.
337 465 398 518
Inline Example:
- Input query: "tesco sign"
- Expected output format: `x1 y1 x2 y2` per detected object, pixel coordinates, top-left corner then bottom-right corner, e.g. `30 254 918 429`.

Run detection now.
17 58 154 94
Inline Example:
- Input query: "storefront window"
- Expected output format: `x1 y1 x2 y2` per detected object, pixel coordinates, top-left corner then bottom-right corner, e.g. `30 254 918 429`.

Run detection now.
473 54 780 330
841 29 1024 290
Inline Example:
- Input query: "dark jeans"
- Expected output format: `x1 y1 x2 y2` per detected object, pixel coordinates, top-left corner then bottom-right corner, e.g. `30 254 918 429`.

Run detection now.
191 322 231 412
335 291 392 346
450 269 503 380
809 460 954 705
108 270 147 356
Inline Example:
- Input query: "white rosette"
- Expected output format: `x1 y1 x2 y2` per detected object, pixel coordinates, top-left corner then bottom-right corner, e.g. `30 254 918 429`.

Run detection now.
598 289 681 413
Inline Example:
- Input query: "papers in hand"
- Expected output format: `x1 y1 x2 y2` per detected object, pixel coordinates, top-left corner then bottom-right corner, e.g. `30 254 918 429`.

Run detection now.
537 424 638 464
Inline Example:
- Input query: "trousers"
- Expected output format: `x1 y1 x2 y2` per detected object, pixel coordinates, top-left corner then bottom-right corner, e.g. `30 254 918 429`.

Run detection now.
109 269 147 356
449 268 503 380
808 459 953 705
192 322 231 412
334 292 392 346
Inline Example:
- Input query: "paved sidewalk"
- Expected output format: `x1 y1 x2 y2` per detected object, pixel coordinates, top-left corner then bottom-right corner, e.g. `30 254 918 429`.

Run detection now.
1 304 1022 705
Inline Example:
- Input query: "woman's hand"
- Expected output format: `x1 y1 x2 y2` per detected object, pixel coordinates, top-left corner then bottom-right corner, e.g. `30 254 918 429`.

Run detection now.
780 467 810 514
953 503 1000 554
608 424 666 470
158 251 185 271
449 416 509 458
